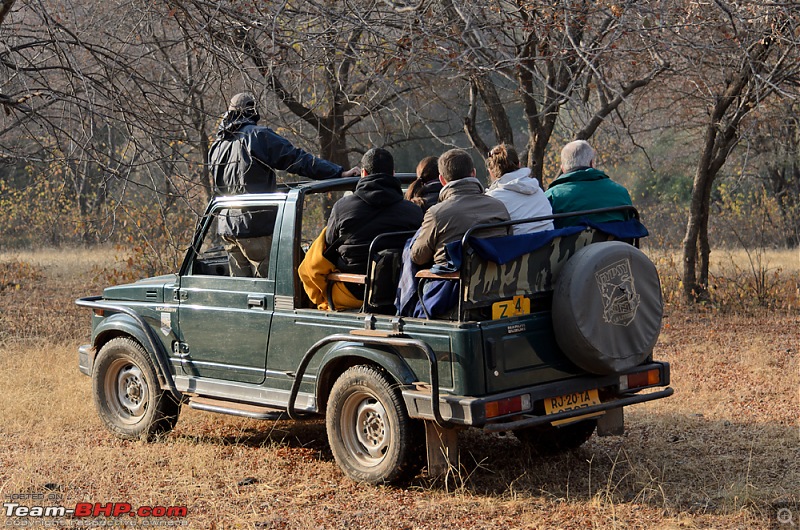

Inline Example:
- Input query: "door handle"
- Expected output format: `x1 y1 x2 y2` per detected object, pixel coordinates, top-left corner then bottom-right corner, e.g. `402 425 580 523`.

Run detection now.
247 295 266 309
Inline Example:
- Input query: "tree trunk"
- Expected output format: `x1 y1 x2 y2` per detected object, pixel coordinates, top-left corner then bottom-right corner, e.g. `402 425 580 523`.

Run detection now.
319 115 349 168
0 0 16 26
682 138 716 302
463 81 490 157
475 76 514 148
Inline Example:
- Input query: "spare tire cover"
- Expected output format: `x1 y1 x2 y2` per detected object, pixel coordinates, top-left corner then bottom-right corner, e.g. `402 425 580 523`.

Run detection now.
552 241 662 375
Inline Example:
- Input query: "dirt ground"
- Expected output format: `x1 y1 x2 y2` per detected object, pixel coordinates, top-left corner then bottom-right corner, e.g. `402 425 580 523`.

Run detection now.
0 248 798 529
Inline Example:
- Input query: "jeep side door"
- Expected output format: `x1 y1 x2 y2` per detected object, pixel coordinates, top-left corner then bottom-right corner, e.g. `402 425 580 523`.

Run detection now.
174 202 281 384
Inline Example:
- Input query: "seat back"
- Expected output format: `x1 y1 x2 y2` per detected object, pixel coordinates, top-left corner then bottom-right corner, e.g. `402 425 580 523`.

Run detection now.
367 248 402 309
364 231 416 313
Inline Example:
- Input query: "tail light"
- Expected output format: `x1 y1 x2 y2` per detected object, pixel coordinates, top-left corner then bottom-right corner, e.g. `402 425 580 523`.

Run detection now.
619 368 660 391
485 394 531 419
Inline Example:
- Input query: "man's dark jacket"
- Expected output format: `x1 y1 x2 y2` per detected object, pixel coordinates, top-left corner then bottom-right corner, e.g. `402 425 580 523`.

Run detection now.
209 114 343 238
325 173 424 278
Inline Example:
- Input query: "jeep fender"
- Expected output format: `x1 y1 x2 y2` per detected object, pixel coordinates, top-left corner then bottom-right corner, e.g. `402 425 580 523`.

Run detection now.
315 342 417 407
77 298 181 401
94 313 157 361
287 333 449 427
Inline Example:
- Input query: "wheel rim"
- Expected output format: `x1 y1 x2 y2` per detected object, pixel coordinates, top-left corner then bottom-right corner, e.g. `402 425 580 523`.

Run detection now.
104 357 149 425
339 390 391 468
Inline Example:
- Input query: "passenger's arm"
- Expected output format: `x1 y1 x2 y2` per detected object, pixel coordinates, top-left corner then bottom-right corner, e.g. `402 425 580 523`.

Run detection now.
410 214 436 266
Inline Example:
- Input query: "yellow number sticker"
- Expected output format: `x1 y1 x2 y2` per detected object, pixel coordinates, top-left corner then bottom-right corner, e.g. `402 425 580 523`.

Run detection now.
491 295 531 320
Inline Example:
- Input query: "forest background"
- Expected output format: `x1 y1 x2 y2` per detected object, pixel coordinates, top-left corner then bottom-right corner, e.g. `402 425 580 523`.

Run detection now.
1 0 799 304
1 2 799 527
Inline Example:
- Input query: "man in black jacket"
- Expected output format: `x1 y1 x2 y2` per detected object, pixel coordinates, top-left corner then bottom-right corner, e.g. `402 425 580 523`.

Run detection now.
325 148 424 298
209 92 359 278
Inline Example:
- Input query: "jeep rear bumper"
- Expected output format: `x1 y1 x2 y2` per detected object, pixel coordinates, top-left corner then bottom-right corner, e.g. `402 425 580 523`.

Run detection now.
401 361 673 431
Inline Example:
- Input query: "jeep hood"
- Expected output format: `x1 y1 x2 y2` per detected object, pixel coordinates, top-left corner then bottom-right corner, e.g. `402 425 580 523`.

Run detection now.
102 274 178 303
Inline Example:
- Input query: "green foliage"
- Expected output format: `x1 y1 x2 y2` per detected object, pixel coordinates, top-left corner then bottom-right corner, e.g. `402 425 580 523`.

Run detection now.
614 130 697 207
637 171 694 204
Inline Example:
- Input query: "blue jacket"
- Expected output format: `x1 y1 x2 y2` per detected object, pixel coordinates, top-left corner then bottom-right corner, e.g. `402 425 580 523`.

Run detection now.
545 167 632 228
209 115 343 237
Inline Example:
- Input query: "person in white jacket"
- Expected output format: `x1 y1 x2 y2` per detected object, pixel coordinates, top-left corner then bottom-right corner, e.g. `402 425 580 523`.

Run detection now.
485 144 554 234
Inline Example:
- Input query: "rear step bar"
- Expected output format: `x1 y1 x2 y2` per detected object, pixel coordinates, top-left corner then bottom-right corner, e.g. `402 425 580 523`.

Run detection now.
189 396 286 421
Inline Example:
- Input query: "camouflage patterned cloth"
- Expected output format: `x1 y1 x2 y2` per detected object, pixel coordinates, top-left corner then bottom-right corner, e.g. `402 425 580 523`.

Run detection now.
451 219 648 307
410 219 648 317
463 228 615 305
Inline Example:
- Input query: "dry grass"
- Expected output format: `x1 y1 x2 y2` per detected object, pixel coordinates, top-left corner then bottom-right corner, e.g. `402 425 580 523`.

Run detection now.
1 247 798 529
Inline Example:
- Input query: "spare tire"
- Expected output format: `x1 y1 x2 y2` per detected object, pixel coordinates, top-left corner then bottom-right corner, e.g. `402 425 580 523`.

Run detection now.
552 241 662 375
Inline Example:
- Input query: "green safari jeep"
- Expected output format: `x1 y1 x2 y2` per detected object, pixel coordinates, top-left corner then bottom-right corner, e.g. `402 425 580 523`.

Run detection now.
76 175 673 484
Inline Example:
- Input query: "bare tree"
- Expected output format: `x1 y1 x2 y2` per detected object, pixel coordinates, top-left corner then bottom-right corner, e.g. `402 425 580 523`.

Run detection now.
749 101 800 248
0 0 223 253
665 1 800 301
0 0 15 26
168 1 440 168
429 0 668 183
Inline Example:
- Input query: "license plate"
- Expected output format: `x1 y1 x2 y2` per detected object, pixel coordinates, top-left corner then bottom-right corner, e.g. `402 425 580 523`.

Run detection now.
544 389 604 426
492 295 530 320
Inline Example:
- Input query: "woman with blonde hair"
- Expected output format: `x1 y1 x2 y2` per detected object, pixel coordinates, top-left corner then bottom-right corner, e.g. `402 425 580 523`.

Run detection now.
485 144 553 234
404 156 442 213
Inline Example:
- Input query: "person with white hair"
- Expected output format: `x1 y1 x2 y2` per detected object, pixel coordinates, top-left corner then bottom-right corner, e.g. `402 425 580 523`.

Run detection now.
545 140 632 228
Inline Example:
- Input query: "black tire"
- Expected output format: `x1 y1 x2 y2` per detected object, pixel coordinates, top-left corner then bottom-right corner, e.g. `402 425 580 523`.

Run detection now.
552 241 663 375
326 365 421 484
514 419 597 454
92 337 180 441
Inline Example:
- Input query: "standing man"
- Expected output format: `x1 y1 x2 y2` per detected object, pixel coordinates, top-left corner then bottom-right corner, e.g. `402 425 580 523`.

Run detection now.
411 148 510 268
209 92 359 278
545 140 632 228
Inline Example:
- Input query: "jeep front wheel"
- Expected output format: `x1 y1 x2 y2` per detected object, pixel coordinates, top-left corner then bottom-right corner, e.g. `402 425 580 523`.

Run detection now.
92 337 180 441
326 365 420 484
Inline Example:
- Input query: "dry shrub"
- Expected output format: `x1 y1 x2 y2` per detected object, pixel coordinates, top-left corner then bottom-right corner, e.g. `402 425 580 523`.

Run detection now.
90 215 194 285
92 243 181 286
645 247 800 313
0 259 43 292
708 249 800 311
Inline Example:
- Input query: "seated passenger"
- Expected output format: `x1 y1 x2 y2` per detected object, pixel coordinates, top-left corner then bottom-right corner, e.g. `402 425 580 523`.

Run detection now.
300 148 423 309
404 156 442 214
546 140 633 228
484 144 554 234
411 148 510 269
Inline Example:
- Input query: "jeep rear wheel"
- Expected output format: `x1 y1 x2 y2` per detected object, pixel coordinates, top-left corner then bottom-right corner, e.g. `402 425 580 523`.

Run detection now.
92 337 180 441
514 419 597 454
326 365 421 484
